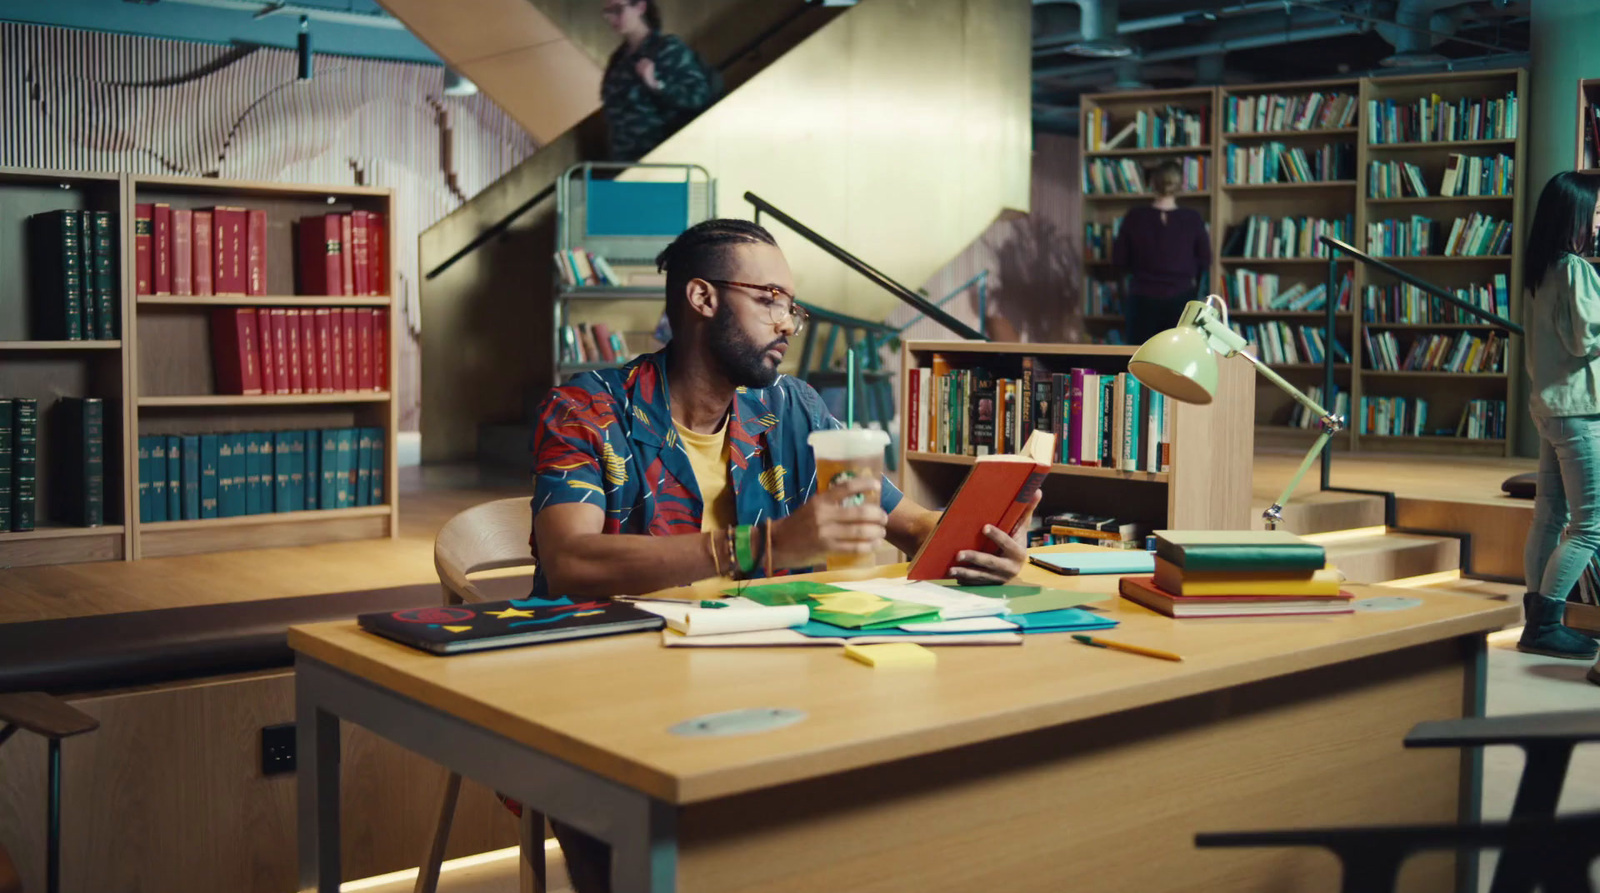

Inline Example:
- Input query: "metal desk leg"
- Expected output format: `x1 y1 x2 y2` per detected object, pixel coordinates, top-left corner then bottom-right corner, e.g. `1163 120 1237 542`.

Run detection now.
297 676 343 893
609 799 677 893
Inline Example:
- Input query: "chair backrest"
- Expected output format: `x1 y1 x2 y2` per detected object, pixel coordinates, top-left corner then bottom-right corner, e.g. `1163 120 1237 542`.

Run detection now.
433 498 539 604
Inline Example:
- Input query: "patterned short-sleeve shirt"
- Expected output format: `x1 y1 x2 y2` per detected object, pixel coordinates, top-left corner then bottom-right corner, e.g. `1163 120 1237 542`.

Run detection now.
528 347 903 598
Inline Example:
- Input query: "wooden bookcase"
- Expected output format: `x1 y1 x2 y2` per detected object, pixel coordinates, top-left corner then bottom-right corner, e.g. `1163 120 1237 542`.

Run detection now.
1578 78 1600 172
0 169 400 567
1080 69 1525 458
898 341 1254 534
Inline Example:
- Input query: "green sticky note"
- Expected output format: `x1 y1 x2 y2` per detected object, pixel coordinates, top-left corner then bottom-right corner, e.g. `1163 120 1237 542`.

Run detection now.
1007 590 1112 614
726 581 847 606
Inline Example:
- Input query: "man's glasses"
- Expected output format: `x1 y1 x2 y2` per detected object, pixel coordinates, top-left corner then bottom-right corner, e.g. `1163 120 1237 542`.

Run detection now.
703 279 809 334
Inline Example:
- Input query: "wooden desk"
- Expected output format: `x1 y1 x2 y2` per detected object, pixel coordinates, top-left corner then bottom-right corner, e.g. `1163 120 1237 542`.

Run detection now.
289 550 1517 893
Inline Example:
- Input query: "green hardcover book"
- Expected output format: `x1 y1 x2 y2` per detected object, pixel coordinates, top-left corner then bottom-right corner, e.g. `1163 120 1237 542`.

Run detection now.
149 437 168 522
26 211 83 340
51 398 104 527
137 436 152 523
369 428 385 506
77 211 96 339
335 428 354 509
199 434 219 519
1152 530 1327 573
355 428 373 507
11 399 38 531
244 435 263 515
273 431 293 513
303 429 319 511
319 429 338 510
165 435 181 521
218 435 240 517
182 434 200 520
0 399 12 531
288 430 305 511
232 433 251 517
90 211 116 339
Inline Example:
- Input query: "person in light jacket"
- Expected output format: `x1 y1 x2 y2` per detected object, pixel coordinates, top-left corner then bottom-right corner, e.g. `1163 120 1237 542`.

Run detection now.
1520 170 1600 662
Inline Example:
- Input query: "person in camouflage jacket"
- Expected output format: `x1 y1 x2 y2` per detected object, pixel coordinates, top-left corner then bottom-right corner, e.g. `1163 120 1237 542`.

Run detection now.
600 0 717 162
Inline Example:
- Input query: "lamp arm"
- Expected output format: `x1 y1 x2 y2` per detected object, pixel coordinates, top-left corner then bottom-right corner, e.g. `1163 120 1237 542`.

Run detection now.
1232 350 1345 530
1235 349 1335 423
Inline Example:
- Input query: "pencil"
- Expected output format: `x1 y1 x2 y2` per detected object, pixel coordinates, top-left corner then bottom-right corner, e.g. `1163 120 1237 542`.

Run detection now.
1071 634 1184 662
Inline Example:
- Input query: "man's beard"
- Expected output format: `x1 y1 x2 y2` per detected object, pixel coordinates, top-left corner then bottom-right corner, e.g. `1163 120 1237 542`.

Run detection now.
709 303 785 389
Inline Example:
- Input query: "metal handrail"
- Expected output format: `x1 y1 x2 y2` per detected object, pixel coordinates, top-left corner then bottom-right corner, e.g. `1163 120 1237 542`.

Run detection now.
900 269 990 334
744 192 987 341
1315 235 1522 489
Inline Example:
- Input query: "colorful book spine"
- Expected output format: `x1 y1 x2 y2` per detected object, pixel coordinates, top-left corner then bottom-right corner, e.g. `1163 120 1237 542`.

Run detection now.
134 203 153 296
193 209 214 296
247 208 268 296
172 208 194 296
153 203 172 295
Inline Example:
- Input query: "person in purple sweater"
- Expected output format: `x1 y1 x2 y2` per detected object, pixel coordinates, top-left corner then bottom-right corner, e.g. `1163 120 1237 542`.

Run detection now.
1111 160 1212 344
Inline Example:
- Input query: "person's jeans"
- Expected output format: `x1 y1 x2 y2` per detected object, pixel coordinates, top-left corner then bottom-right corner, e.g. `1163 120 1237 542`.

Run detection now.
1123 293 1190 346
1524 413 1600 600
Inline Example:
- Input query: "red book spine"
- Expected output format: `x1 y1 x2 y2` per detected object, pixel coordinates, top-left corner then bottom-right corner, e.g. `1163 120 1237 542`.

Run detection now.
350 211 370 297
153 203 172 294
258 305 278 396
247 209 268 296
271 309 290 395
340 214 355 297
906 370 920 452
227 208 247 296
315 309 335 393
341 307 358 390
210 308 262 395
192 210 214 296
299 308 318 393
368 213 385 295
212 209 229 296
906 461 1046 580
373 308 388 391
285 309 304 394
297 215 342 295
328 309 345 392
356 308 374 391
134 203 153 295
172 209 193 296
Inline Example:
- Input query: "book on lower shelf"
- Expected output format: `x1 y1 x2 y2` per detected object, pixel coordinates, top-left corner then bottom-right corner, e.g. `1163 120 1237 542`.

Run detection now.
49 397 105 528
560 322 631 367
906 355 1170 472
1239 321 1351 366
1083 155 1206 194
3 399 38 532
1223 141 1353 184
1362 329 1505 373
1084 220 1122 262
1084 105 1208 150
1223 91 1357 134
1357 396 1506 440
209 306 388 395
1366 91 1518 144
1365 213 1511 257
139 426 384 521
1284 384 1348 430
1361 275 1508 323
1221 214 1353 259
1225 270 1352 313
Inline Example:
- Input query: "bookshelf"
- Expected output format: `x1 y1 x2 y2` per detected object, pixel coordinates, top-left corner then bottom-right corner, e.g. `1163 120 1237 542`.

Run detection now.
126 175 399 559
898 341 1254 535
1577 78 1600 173
1079 69 1526 458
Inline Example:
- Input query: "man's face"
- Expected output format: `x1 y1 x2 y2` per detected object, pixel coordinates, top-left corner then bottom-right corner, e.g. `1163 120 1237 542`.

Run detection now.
705 243 798 389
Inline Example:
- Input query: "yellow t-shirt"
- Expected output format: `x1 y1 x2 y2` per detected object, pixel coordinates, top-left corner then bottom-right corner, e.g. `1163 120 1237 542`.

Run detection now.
673 417 736 531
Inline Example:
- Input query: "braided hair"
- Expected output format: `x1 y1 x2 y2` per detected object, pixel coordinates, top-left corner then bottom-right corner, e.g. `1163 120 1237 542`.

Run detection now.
655 219 777 328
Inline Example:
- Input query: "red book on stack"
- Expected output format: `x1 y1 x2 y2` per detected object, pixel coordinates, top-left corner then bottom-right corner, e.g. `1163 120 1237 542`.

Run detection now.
297 215 342 295
258 307 278 395
373 308 388 390
356 309 374 391
247 209 268 296
134 203 153 295
273 309 291 394
213 207 246 296
368 213 385 295
327 309 345 392
907 431 1053 580
1118 575 1354 618
341 308 358 390
350 211 370 296
153 204 172 295
315 308 335 393
211 308 263 395
339 214 355 297
299 309 319 393
172 208 193 296
285 309 304 394
192 210 214 296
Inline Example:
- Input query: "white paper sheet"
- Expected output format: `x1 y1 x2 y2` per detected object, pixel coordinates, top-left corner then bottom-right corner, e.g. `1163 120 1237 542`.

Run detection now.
662 605 811 637
828 578 1007 620
660 629 1022 647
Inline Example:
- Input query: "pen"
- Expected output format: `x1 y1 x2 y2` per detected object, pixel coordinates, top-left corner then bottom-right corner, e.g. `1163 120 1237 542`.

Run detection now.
1071 634 1184 662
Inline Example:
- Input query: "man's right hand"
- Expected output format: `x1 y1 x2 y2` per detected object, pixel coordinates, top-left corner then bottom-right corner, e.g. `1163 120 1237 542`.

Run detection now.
770 476 887 568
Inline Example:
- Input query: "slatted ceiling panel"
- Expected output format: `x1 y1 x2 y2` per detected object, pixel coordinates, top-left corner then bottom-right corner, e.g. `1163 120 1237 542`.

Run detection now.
0 21 537 429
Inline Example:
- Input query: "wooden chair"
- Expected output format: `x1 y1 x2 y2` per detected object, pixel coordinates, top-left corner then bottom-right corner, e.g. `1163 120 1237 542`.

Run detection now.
0 693 100 893
416 497 544 893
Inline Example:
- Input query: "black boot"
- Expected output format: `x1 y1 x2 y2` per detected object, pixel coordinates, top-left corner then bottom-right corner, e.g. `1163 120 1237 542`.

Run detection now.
1518 593 1600 660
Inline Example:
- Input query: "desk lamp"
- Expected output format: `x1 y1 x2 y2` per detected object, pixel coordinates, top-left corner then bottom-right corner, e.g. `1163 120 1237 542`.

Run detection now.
1127 294 1344 531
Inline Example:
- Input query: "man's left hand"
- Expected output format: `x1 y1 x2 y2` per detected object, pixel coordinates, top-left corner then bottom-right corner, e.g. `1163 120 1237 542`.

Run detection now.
948 489 1041 585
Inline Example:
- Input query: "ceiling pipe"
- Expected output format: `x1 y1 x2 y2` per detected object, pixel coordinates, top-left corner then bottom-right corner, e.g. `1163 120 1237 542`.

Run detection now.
1035 20 1364 80
1032 0 1293 52
144 0 408 30
1375 0 1467 66
1046 0 1133 58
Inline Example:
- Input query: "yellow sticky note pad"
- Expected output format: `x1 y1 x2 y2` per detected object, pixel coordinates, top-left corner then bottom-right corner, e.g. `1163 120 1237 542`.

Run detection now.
844 643 937 668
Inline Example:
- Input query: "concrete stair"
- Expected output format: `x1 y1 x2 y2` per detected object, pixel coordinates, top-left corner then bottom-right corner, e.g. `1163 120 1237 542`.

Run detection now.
1307 529 1463 585
1251 491 1387 535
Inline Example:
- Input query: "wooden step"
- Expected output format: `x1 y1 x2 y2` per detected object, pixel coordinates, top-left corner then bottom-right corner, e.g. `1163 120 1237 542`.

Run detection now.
1251 491 1387 534
1309 530 1462 585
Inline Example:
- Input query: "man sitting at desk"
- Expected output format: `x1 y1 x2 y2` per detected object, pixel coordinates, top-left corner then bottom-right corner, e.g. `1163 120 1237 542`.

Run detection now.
528 218 1040 891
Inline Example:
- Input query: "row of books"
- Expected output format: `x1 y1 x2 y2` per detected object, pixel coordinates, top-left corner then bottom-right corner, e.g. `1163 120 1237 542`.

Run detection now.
1084 220 1122 262
1365 213 1512 257
1356 396 1506 440
1361 276 1509 324
132 206 386 297
1085 106 1209 150
26 210 118 340
1120 531 1349 619
1086 280 1122 315
210 307 388 396
554 247 622 287
1027 512 1150 551
1223 92 1358 135
1367 154 1513 198
906 359 1171 472
1224 270 1353 313
1583 99 1600 170
1082 156 1206 194
1240 322 1350 366
1222 141 1354 185
1362 329 1505 374
0 397 103 532
1367 92 1518 144
559 322 631 367
1286 385 1349 430
136 427 384 523
1220 214 1353 259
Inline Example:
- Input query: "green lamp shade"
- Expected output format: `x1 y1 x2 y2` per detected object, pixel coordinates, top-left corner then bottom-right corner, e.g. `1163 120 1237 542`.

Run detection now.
1128 325 1217 405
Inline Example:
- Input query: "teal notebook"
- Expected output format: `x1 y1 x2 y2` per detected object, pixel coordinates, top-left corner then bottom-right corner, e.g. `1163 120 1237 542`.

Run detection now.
1029 551 1155 576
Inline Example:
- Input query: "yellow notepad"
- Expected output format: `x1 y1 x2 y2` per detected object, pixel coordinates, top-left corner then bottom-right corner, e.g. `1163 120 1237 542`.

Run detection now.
844 642 937 668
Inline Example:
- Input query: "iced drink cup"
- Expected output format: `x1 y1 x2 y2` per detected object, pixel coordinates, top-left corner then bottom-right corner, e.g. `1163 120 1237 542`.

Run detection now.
807 428 891 570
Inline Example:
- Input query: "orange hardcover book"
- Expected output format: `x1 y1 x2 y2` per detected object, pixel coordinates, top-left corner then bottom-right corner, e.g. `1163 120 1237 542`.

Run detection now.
906 430 1052 580
1152 556 1341 597
1119 576 1353 619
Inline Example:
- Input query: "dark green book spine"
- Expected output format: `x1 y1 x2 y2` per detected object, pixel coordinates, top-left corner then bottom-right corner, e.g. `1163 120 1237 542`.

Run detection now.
288 431 305 511
78 211 96 339
244 434 263 515
335 428 354 509
217 436 237 518
54 397 105 527
137 436 152 523
165 435 181 521
149 437 168 522
199 434 219 519
182 434 200 520
304 429 320 511
12 399 38 531
91 211 116 339
0 399 12 531
273 431 292 513
1153 541 1328 573
369 428 385 506
28 211 83 340
319 429 338 510
355 428 373 507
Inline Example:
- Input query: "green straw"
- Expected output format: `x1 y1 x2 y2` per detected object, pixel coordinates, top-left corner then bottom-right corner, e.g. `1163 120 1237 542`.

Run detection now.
846 348 855 428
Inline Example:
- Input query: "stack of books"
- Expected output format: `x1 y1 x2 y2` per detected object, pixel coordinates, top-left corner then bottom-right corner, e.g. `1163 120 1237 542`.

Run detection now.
211 307 388 395
27 209 118 340
1117 530 1352 618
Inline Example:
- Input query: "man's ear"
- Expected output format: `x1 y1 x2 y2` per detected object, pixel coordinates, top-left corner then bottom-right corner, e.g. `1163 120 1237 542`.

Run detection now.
685 278 718 320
